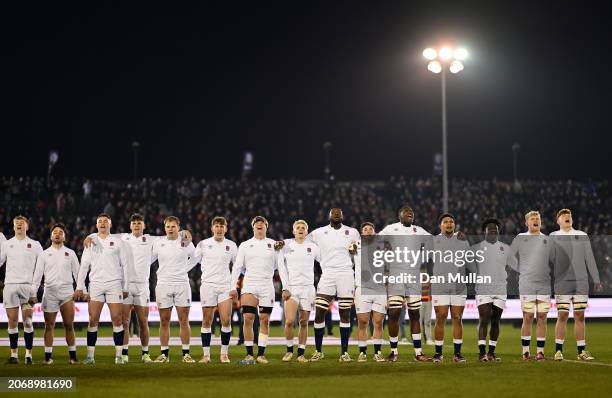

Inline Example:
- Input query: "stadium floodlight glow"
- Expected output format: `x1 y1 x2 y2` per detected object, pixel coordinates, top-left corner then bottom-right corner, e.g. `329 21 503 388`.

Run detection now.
449 60 464 74
438 47 453 60
453 48 468 60
422 47 438 60
427 60 442 74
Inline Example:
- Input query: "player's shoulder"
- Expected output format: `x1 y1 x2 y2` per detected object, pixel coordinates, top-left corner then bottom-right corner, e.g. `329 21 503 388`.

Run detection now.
343 225 359 234
238 237 254 248
311 225 327 235
224 238 238 248
62 246 77 256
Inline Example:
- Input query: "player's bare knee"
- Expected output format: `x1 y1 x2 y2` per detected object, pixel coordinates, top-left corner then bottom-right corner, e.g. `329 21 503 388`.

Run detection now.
299 319 308 329
285 319 295 328
45 322 55 332
574 311 585 321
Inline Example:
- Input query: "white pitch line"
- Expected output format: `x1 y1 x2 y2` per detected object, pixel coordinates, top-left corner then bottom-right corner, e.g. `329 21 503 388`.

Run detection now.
563 359 612 367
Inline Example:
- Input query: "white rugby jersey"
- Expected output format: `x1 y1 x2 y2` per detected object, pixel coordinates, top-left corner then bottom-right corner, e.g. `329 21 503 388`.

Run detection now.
77 234 131 291
277 239 320 288
0 232 6 244
120 233 159 283
152 237 196 284
509 232 555 287
379 222 430 236
0 236 43 284
31 245 80 292
188 237 238 285
231 237 277 287
470 240 515 293
307 224 359 273
550 228 600 285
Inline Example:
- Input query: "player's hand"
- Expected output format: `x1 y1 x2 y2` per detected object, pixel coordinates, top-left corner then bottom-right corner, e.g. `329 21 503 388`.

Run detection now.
73 289 84 301
274 240 285 251
123 291 129 299
457 231 467 241
229 290 238 301
83 236 94 248
28 296 38 305
594 282 603 293
348 241 358 255
181 230 193 243
282 290 291 301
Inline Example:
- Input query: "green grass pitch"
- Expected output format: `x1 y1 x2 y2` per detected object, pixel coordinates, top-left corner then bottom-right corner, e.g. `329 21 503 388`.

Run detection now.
2 321 611 398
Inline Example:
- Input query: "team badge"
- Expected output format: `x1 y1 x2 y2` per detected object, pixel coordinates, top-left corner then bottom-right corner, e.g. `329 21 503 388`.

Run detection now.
267 243 272 248
142 236 146 242
27 243 32 248
543 239 547 244
345 230 349 235
413 227 417 232
307 247 312 253
110 241 114 246
65 251 69 256
226 245 230 251
181 242 185 247
208 245 213 249
500 246 504 251
575 236 580 240
324 231 328 235
249 245 254 248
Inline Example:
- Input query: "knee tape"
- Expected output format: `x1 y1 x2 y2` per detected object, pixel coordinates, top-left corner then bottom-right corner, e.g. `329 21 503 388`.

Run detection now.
315 297 330 311
242 305 257 315
521 301 536 313
338 298 353 310
388 295 404 309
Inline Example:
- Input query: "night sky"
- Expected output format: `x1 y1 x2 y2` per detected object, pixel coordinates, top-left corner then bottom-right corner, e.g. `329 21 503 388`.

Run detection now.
4 1 612 180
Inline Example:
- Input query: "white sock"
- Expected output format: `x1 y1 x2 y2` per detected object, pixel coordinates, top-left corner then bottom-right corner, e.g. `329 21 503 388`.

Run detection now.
221 345 229 354
489 340 497 347
87 346 96 358
45 346 53 354
115 346 122 356
577 340 586 346
390 336 399 353
258 333 268 348
203 346 210 356
413 333 422 355
478 340 486 346
286 339 294 348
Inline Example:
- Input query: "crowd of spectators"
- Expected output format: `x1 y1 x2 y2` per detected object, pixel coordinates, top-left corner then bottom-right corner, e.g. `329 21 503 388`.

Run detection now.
1 176 610 297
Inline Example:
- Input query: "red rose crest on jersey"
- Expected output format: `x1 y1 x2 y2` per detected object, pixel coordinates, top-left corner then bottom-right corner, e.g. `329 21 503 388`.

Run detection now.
65 251 69 256
27 243 32 248
110 241 114 246
345 230 349 235
413 227 417 233
500 246 504 251
307 247 312 253
267 243 272 248
226 245 230 251
142 236 146 242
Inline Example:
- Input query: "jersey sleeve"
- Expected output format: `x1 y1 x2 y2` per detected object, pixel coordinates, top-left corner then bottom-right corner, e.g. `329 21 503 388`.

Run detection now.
230 244 246 289
583 236 601 284
186 242 203 270
70 250 80 283
30 252 45 295
277 246 290 290
77 247 92 291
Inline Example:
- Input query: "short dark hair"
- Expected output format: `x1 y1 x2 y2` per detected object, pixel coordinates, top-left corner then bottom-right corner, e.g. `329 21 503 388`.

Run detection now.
164 216 180 225
360 222 375 231
556 208 571 220
51 223 67 235
97 213 111 220
211 216 227 226
481 218 500 232
399 206 413 214
251 216 268 228
130 213 144 222
438 213 455 224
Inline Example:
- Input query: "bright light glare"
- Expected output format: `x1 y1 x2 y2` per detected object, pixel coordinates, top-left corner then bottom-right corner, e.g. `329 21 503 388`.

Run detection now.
427 60 442 74
422 48 437 60
449 60 464 74
454 48 468 60
438 47 453 60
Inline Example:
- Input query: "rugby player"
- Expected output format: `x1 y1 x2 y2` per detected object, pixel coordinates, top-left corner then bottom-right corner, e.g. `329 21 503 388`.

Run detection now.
509 211 555 361
75 213 132 364
277 219 320 363
551 209 602 361
188 216 237 363
230 216 277 364
0 216 43 364
29 223 79 364
151 216 196 363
